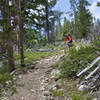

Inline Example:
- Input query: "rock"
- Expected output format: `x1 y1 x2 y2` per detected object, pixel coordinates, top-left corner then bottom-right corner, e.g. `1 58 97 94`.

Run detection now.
94 91 100 99
43 91 51 96
44 78 49 82
50 96 54 100
78 84 89 92
47 84 57 91
21 97 25 100
31 89 35 93
51 69 60 76
52 86 57 90
64 96 70 100
40 86 45 91
55 84 61 89
1 97 9 100
46 96 54 100
93 98 98 100
51 69 60 80
18 75 22 79
38 48 53 52
54 76 60 81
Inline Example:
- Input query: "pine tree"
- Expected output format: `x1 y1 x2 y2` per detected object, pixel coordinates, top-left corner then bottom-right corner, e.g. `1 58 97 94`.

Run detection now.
17 0 25 66
97 2 100 6
78 0 93 38
1 0 15 72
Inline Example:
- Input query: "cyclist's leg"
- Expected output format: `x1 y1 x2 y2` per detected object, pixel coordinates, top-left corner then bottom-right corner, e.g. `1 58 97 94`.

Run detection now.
68 41 72 48
64 44 68 54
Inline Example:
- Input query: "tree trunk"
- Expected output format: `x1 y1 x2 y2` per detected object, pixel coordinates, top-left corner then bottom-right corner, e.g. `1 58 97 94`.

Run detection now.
45 0 50 43
17 0 25 66
6 0 15 72
7 37 15 72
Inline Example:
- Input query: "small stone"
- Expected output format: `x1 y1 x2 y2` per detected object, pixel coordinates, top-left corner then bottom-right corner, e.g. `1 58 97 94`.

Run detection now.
54 77 60 81
52 86 57 90
31 89 35 93
50 96 54 100
43 91 51 96
93 98 98 100
45 78 49 82
18 75 22 79
21 97 25 100
40 86 45 91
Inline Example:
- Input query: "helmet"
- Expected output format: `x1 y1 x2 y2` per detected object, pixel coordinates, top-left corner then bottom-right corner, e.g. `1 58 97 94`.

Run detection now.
65 33 69 36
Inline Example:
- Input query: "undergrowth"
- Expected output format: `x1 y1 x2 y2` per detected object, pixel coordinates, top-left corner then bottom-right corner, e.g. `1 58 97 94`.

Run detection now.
66 80 93 100
0 65 17 98
51 37 100 99
52 36 100 78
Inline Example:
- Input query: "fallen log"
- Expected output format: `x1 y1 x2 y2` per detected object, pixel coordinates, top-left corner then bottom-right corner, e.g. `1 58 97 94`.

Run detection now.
95 51 100 55
85 64 100 80
77 56 100 77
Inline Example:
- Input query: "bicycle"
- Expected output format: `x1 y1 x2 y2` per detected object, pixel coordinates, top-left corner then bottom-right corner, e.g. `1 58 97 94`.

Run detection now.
64 42 73 54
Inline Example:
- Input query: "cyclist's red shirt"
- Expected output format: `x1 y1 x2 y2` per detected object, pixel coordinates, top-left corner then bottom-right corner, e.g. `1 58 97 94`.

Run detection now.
64 35 72 43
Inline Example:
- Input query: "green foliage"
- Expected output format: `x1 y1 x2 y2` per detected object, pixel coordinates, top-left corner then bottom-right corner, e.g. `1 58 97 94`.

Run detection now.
97 2 100 6
44 44 55 49
69 0 93 38
92 36 100 52
39 37 48 46
68 88 92 100
0 73 12 86
78 0 93 38
51 62 61 69
14 53 20 60
0 65 8 74
24 51 53 61
51 90 64 97
65 81 92 100
0 65 17 97
62 18 73 38
24 28 39 48
58 45 97 78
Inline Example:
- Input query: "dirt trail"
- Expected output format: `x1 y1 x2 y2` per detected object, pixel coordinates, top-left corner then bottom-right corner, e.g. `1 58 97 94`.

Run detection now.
9 54 63 100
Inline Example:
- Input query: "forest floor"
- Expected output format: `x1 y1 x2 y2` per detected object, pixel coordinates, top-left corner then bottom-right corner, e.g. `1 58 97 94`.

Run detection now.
7 53 64 100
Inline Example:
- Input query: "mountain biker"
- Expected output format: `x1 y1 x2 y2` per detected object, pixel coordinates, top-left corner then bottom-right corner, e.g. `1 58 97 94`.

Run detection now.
64 33 72 48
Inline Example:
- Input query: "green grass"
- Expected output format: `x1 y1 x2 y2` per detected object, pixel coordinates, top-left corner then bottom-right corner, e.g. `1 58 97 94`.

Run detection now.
51 90 64 97
24 52 53 61
65 80 93 100
50 38 100 99
44 43 55 49
0 65 17 98
56 45 98 78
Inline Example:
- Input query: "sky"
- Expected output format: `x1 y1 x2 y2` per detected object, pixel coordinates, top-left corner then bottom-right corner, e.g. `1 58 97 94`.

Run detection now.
53 0 100 21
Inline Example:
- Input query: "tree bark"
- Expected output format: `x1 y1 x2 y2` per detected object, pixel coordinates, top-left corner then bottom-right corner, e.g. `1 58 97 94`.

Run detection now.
45 0 50 43
6 0 15 72
17 0 25 66
7 37 15 72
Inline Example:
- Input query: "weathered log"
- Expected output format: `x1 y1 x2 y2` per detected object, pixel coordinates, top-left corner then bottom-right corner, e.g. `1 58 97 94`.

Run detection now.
95 51 100 55
77 56 100 77
85 64 100 80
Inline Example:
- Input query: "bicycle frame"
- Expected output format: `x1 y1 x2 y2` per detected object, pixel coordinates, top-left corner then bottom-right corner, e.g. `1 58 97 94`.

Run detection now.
64 42 69 54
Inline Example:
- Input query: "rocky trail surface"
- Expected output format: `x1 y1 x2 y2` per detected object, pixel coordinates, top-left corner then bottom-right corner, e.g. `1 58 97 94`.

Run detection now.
8 54 64 100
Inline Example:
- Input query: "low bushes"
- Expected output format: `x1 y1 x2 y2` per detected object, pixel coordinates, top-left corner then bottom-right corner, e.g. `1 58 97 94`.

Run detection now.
53 37 100 78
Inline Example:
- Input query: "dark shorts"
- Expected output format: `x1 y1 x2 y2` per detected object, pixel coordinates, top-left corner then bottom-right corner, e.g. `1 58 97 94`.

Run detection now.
68 40 72 43
68 40 72 48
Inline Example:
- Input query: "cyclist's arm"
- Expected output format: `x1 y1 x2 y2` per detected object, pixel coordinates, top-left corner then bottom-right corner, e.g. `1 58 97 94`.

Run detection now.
64 37 68 43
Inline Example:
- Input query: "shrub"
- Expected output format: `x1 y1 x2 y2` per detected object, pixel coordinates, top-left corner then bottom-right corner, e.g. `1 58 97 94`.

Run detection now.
45 43 55 49
59 45 98 78
92 36 100 52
